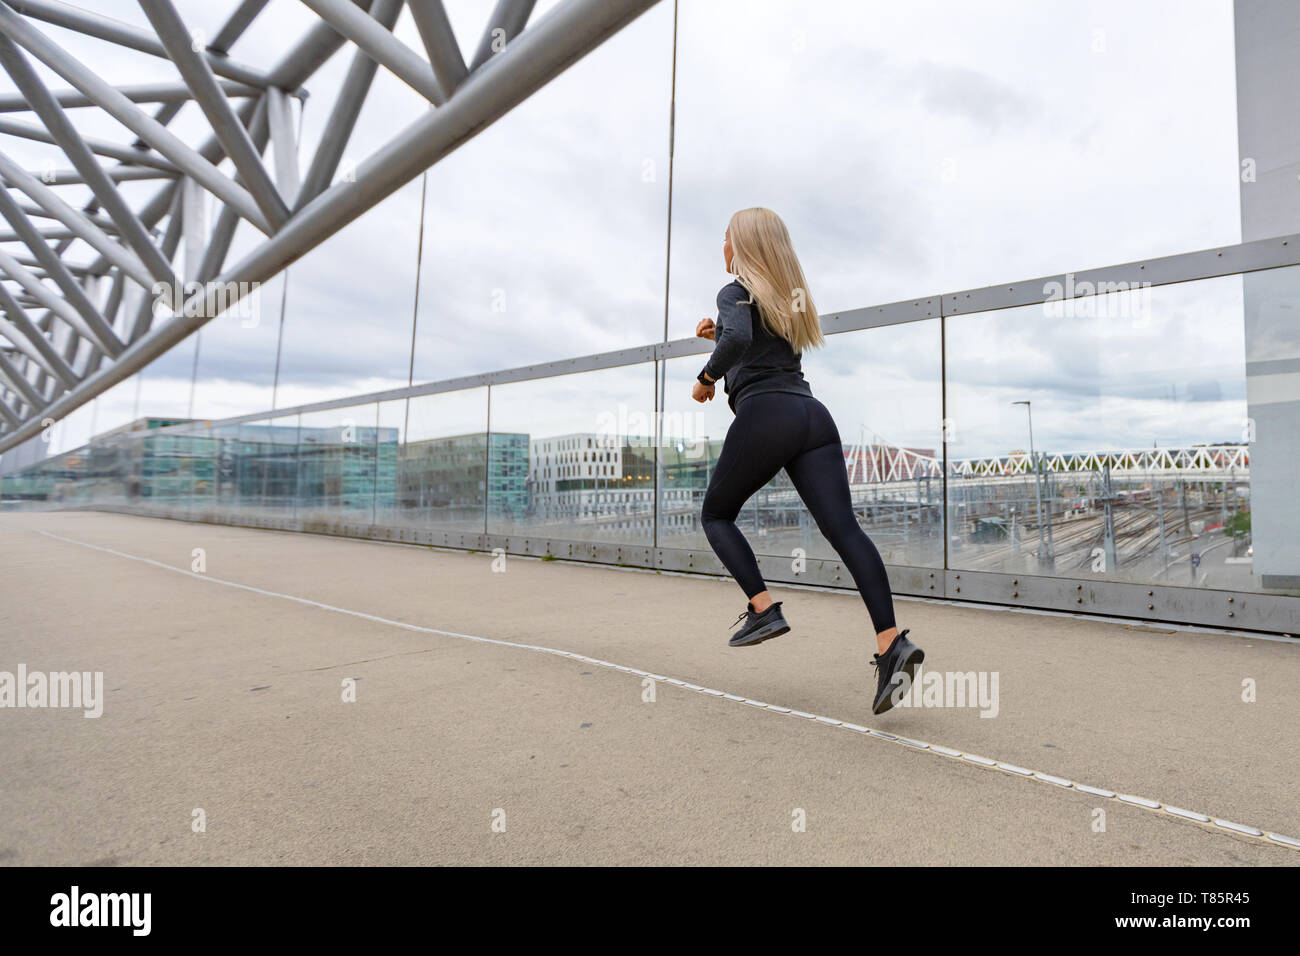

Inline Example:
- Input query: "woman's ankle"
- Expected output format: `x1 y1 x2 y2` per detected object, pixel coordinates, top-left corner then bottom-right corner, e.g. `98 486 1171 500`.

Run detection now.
875 626 898 655
749 591 774 613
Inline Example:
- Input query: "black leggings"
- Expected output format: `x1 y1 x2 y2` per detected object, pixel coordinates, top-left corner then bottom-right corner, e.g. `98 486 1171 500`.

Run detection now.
700 391 897 634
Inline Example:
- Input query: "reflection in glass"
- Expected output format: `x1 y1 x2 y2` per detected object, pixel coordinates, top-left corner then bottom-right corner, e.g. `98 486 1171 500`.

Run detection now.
296 405 388 526
377 389 489 532
235 417 301 516
944 273 1269 591
488 366 656 543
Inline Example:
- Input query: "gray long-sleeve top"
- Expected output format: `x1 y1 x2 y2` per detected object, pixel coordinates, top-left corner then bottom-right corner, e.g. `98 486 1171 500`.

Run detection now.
699 279 813 412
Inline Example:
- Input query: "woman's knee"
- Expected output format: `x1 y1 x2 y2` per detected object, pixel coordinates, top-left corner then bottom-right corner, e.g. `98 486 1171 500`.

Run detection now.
821 520 871 555
701 489 737 525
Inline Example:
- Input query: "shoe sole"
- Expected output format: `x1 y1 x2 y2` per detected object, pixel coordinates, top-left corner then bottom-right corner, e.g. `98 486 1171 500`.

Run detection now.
729 622 791 648
872 647 925 715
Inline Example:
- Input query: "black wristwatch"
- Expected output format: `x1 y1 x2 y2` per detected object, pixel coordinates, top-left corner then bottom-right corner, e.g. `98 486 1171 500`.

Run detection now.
697 371 716 387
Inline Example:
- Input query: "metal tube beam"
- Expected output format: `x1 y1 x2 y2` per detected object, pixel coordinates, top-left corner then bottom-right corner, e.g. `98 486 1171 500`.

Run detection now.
103 112 250 271
0 227 117 241
130 188 184 344
56 302 79 375
0 4 274 234
14 256 100 276
0 151 152 286
0 283 77 388
210 0 271 55
0 34 178 287
18 165 177 186
7 0 272 88
298 0 446 103
408 0 468 96
0 187 122 355
295 0 403 208
0 389 21 428
0 320 51 380
110 17 349 256
0 341 44 408
16 203 117 232
0 313 61 384
469 0 536 71
266 87 301 205
267 0 376 91
137 101 184 153
140 0 289 231
0 245 115 353
0 116 177 171
0 79 261 113
176 99 270 314
82 273 121 377
100 271 124 336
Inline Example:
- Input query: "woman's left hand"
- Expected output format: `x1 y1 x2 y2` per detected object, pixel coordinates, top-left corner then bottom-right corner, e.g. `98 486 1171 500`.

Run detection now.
692 381 715 403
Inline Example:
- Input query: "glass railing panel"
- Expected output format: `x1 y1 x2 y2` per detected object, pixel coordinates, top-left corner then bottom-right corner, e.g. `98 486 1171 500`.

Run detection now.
943 268 1294 594
487 365 657 544
376 388 489 533
296 404 385 527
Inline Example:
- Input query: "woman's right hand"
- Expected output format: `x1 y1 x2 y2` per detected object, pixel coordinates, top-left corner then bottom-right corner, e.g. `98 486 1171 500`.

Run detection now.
695 317 715 340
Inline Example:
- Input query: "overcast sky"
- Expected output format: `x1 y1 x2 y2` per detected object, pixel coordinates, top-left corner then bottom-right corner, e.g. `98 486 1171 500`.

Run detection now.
0 0 1256 460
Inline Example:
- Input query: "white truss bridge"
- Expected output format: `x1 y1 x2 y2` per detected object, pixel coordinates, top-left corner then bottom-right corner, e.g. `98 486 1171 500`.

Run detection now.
843 441 1250 485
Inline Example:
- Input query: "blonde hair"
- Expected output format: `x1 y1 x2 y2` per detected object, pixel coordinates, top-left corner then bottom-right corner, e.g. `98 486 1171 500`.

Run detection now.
726 207 824 353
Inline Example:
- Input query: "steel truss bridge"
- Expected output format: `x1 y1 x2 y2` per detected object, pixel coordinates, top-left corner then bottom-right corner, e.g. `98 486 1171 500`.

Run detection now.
0 0 659 453
844 440 1250 486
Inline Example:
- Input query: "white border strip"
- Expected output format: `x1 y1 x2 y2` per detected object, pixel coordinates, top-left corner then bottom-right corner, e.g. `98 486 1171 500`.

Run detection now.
37 529 1300 855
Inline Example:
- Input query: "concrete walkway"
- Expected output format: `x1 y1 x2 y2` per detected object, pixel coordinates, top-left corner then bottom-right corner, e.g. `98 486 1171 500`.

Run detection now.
0 510 1296 865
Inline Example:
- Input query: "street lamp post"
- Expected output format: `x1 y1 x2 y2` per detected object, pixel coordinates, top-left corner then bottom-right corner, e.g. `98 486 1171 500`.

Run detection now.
1013 400 1048 568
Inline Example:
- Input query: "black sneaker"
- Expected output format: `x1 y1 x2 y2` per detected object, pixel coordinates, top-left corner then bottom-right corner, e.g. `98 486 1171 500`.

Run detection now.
870 629 924 714
728 601 791 647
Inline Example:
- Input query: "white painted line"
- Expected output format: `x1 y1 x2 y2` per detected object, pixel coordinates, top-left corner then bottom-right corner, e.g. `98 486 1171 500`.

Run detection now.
1034 773 1074 788
1118 794 1162 809
1214 820 1263 836
1075 785 1116 798
37 529 1300 855
1165 807 1212 823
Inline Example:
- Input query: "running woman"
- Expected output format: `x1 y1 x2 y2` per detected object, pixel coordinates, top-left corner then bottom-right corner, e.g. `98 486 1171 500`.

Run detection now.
691 207 924 715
